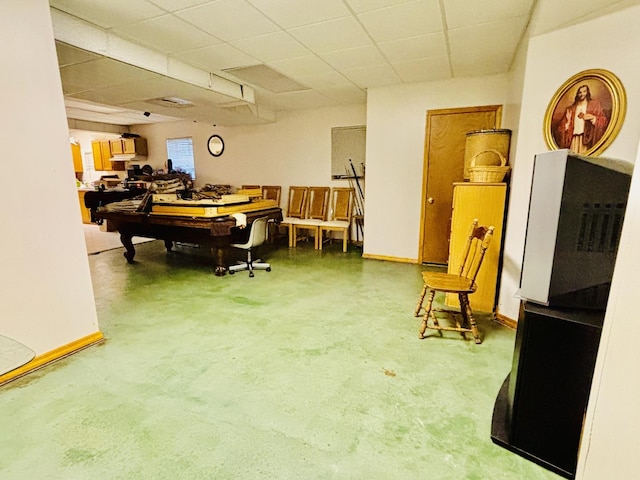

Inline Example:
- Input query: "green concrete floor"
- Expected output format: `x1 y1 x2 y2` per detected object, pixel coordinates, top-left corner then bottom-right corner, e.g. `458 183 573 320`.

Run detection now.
0 240 561 479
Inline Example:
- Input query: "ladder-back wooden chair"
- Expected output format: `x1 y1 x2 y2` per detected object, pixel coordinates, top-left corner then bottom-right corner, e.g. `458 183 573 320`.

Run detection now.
292 186 330 248
414 219 494 344
280 186 309 247
319 187 355 252
262 185 282 243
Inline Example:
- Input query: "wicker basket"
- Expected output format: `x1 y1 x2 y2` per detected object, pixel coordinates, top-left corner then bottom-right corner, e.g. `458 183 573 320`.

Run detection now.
468 149 510 182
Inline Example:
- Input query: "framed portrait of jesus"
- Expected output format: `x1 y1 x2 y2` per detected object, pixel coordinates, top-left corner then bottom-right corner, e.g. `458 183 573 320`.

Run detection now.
543 69 626 157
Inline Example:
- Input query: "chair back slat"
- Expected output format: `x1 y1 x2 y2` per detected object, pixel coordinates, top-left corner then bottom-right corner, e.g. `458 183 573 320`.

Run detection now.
287 186 308 218
330 187 354 222
306 187 330 220
457 219 494 283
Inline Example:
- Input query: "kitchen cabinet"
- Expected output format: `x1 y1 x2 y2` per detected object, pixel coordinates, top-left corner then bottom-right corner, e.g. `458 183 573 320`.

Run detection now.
446 182 507 313
110 137 148 156
77 190 91 224
71 142 83 172
91 140 113 171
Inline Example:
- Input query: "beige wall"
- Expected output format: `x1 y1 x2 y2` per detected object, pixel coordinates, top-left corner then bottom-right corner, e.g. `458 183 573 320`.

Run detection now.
0 0 99 354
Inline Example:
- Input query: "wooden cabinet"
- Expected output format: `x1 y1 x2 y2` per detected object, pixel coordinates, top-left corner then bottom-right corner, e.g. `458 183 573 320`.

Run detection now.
78 190 91 224
71 142 83 172
446 182 507 313
110 137 147 156
91 140 113 171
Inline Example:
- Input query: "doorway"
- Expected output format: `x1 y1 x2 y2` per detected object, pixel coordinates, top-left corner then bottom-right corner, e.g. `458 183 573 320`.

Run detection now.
419 105 502 264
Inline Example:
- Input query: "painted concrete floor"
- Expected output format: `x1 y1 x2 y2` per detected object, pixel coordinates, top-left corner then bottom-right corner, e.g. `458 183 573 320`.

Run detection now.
0 240 561 479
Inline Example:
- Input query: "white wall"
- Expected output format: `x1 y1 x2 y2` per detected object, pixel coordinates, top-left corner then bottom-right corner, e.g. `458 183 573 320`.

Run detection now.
363 75 512 261
133 104 367 195
497 6 640 322
0 0 99 353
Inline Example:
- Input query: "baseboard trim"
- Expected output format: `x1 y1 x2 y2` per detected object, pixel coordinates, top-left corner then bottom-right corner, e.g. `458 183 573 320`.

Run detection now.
495 312 517 330
362 253 417 264
0 331 105 386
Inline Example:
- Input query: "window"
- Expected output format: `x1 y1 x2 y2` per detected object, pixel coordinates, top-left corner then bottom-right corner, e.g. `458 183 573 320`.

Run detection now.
166 137 195 179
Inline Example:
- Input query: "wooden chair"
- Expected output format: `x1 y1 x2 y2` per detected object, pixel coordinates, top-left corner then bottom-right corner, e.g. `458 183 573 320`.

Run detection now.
280 186 309 247
414 219 494 344
292 187 330 248
262 185 281 206
319 187 355 252
262 186 282 242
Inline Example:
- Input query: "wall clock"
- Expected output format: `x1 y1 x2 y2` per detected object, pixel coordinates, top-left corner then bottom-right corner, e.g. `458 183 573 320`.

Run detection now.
207 135 224 156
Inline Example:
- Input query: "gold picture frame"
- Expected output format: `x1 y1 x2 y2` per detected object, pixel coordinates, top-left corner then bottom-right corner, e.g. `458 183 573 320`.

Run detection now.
543 69 626 156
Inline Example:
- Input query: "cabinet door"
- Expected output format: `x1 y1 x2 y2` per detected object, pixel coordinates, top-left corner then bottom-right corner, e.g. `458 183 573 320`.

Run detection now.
78 191 91 224
110 139 124 155
122 137 148 155
100 141 112 171
71 143 83 172
91 141 104 170
446 183 507 312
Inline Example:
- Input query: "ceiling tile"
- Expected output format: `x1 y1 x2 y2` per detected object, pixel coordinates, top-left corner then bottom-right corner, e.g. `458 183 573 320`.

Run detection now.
357 0 443 43
56 42 102 67
340 64 402 89
378 33 447 62
289 17 372 54
345 0 417 14
392 56 451 83
175 0 280 41
449 17 528 76
50 0 165 29
112 14 221 54
247 0 350 28
180 43 259 72
443 0 534 29
147 0 212 12
320 45 387 70
268 55 336 78
293 70 354 89
60 58 160 95
315 85 367 103
231 32 311 62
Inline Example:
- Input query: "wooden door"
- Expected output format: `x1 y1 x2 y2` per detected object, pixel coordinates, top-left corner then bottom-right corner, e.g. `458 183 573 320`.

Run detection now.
419 105 502 264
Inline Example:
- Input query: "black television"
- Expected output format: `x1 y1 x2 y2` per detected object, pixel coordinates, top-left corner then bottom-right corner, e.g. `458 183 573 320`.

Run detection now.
519 149 633 310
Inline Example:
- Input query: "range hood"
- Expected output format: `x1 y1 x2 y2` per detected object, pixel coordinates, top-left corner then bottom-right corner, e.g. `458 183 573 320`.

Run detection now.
110 153 147 162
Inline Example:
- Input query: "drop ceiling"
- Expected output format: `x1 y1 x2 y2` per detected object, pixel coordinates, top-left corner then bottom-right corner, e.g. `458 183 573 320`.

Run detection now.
50 0 637 127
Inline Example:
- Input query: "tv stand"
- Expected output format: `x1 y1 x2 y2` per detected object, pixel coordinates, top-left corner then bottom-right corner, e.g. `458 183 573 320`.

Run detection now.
490 302 604 479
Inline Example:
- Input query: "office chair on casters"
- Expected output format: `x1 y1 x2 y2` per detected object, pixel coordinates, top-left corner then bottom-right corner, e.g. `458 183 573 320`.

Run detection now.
414 219 494 344
228 216 271 277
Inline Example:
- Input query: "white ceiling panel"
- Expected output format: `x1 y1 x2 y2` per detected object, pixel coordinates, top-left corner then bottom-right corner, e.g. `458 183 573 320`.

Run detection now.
112 14 220 54
174 0 280 41
320 45 388 70
392 56 451 83
246 0 350 28
51 0 616 126
288 17 372 54
378 33 447 62
230 32 311 63
443 0 533 29
179 43 259 72
50 0 164 29
357 0 443 43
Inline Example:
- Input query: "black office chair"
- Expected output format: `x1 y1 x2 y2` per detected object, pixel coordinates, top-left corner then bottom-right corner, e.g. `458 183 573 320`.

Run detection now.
228 216 271 277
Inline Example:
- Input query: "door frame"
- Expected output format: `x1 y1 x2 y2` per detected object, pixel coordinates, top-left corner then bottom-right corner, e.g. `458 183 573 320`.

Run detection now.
417 105 503 264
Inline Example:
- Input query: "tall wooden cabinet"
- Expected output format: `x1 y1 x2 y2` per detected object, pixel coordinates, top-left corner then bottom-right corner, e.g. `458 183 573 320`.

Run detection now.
91 140 113 171
446 182 507 313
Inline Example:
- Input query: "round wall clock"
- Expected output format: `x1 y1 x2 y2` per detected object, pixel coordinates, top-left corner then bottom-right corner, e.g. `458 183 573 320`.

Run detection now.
207 135 224 156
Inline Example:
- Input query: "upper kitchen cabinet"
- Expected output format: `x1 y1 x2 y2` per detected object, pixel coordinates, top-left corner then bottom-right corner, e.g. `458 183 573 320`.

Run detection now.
91 140 116 171
71 142 83 173
110 137 148 157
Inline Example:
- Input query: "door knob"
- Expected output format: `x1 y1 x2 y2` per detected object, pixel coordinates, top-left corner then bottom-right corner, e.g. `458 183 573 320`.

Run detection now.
427 197 434 204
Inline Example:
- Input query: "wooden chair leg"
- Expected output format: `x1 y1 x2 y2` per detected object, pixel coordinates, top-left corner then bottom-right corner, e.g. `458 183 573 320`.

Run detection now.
460 293 481 344
414 284 428 317
419 290 436 339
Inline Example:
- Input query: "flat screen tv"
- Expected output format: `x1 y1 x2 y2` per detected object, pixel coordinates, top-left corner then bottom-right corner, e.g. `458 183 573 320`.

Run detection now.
520 149 633 310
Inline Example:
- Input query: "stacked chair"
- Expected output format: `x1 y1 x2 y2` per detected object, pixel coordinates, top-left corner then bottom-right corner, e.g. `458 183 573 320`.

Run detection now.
280 186 309 247
318 187 355 252
291 186 330 248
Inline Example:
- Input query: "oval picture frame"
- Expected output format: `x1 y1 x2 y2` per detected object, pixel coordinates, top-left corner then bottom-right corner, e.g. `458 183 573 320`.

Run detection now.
543 69 626 157
207 135 224 157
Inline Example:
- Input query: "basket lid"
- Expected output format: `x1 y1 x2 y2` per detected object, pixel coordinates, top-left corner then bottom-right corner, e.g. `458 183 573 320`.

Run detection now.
466 128 512 137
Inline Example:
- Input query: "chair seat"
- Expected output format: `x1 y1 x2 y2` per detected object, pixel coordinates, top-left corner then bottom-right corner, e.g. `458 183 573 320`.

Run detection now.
422 271 477 294
320 220 349 229
281 216 301 224
293 218 324 226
